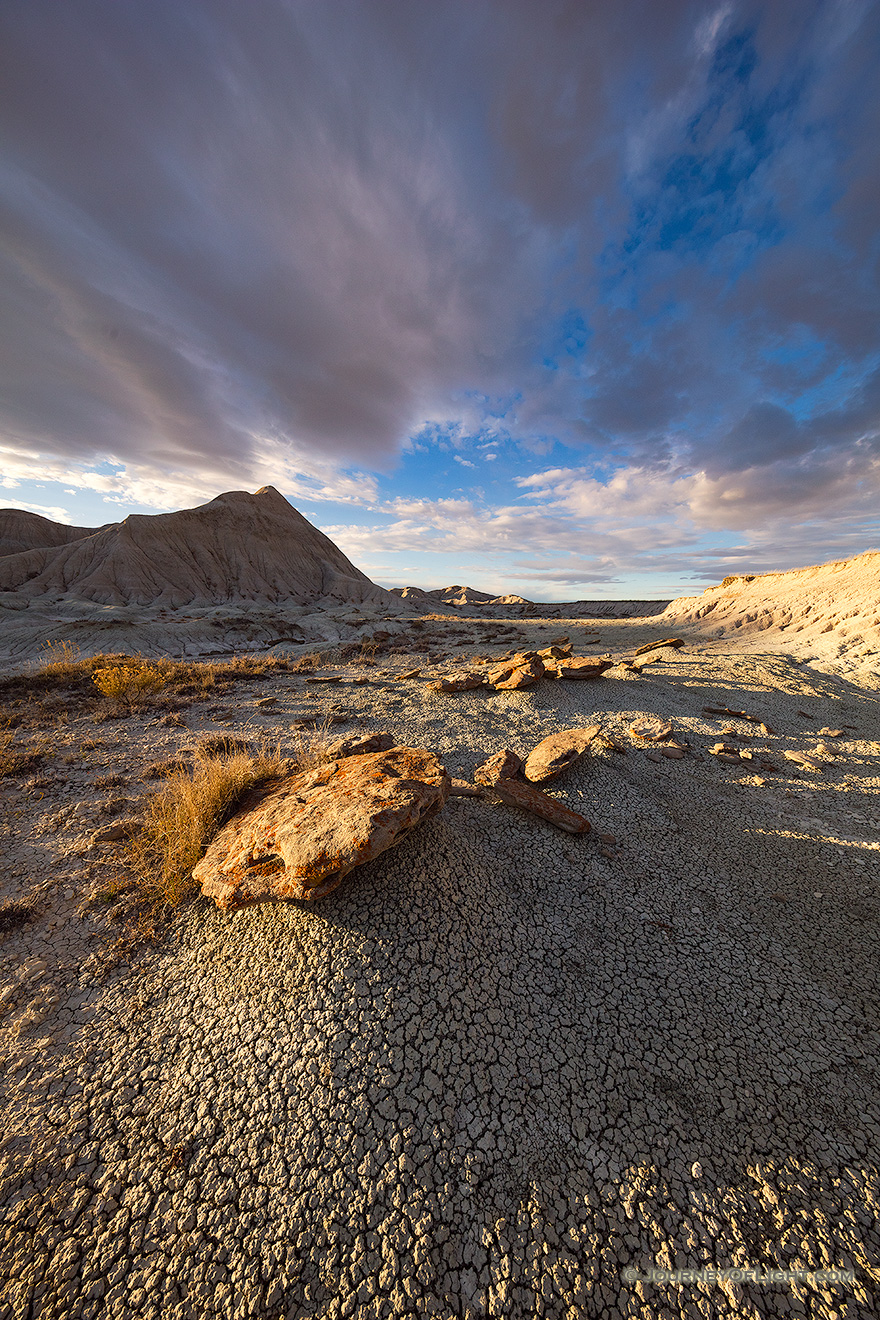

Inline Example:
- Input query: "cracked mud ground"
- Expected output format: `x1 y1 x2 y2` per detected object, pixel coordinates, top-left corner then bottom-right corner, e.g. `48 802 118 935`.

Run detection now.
1 637 879 1319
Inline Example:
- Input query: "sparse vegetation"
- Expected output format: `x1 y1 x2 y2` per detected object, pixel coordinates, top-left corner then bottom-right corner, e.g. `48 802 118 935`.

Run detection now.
92 658 169 700
128 744 286 908
0 650 297 727
0 726 46 778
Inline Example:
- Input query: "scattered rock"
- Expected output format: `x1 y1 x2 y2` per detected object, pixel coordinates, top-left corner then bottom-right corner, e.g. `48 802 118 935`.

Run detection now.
633 637 685 656
630 716 673 741
326 731 394 759
537 644 571 659
784 751 823 772
550 657 613 680
491 665 541 690
818 727 844 737
660 745 686 759
430 671 486 693
256 696 277 708
474 748 523 785
644 750 663 763
449 779 483 797
397 669 421 679
760 722 776 736
598 832 617 845
489 777 591 834
703 704 764 724
524 725 602 782
195 746 451 910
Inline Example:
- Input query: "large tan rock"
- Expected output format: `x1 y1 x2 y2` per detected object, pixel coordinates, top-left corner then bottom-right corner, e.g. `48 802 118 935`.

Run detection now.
194 747 450 910
548 657 613 680
488 654 545 689
524 725 602 783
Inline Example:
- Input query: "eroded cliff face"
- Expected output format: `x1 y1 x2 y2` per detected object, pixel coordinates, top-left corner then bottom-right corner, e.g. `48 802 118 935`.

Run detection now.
661 549 880 664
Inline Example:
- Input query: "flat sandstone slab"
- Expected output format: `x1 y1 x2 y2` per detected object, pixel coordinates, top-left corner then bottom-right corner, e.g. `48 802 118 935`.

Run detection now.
194 746 450 910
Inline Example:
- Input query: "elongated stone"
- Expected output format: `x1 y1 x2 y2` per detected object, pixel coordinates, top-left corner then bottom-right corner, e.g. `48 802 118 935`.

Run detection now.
490 778 591 834
633 637 685 656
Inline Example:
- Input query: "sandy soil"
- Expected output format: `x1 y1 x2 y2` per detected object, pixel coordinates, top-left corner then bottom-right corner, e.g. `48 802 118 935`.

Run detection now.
1 613 879 1319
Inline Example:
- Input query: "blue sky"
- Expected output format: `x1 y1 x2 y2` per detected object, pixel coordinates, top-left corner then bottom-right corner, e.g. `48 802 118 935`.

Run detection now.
1 0 879 599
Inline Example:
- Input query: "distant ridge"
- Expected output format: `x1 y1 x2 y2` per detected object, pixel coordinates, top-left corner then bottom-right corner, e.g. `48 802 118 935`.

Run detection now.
0 509 111 558
390 583 667 617
0 487 398 609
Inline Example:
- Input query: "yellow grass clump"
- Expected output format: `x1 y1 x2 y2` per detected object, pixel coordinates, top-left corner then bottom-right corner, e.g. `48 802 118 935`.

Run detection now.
129 746 285 908
92 659 170 700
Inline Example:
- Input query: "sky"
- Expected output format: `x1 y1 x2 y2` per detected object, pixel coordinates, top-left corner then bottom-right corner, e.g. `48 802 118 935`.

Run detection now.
1 0 879 601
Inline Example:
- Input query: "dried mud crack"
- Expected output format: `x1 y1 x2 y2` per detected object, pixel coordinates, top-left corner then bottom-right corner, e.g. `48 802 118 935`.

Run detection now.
1 627 879 1320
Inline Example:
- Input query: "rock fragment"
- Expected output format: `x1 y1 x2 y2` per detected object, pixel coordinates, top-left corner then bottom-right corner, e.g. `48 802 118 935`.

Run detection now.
449 779 483 797
474 748 523 785
489 778 591 834
326 731 394 759
523 725 602 783
90 818 139 844
549 657 613 680
194 746 451 910
629 716 673 741
633 637 685 656
429 671 486 692
784 751 823 772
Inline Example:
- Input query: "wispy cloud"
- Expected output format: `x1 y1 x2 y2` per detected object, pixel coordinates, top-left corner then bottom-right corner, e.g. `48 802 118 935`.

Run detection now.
1 0 878 589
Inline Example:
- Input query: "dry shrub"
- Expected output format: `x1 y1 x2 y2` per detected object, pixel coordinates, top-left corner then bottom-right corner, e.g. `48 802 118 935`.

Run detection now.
92 658 169 700
128 744 285 908
36 638 90 684
196 733 252 758
141 756 190 779
288 651 321 673
0 727 45 778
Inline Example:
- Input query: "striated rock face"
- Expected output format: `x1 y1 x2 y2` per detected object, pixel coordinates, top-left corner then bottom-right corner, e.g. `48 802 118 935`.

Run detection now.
194 746 450 910
523 725 602 783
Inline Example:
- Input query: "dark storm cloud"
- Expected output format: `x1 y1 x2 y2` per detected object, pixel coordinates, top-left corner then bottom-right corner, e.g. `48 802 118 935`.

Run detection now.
0 0 878 508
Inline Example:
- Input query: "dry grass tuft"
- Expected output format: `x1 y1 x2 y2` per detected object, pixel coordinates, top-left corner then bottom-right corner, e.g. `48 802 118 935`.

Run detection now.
0 899 36 934
196 733 252 758
288 651 321 673
128 744 286 909
0 726 46 778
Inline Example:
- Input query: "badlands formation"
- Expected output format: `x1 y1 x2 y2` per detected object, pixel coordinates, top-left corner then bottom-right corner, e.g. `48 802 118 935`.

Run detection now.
0 490 879 1320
